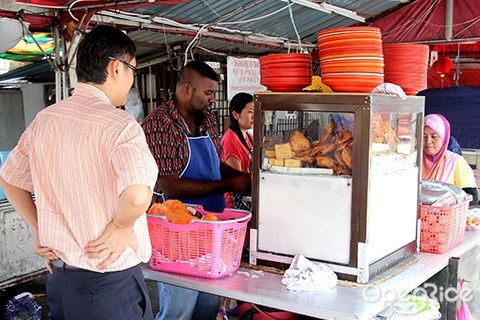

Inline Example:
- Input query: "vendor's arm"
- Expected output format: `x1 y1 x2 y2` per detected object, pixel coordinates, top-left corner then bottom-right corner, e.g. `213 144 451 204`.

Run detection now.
158 172 250 199
220 161 244 178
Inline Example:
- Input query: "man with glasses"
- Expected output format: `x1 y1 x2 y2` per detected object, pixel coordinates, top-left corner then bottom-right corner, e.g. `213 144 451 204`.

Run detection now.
109 56 140 77
0 25 158 320
142 61 251 320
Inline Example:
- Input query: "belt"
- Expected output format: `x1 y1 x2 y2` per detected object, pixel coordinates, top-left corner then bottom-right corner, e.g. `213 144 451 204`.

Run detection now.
51 259 85 271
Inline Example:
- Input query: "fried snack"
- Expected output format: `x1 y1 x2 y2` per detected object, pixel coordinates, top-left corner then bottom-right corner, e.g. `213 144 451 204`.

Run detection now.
310 143 336 157
147 203 169 215
284 159 303 167
372 118 399 150
269 158 285 166
316 156 336 169
342 147 353 169
296 149 312 157
334 151 346 167
289 130 310 152
338 130 353 144
320 123 335 143
265 149 276 158
294 155 316 164
275 143 294 160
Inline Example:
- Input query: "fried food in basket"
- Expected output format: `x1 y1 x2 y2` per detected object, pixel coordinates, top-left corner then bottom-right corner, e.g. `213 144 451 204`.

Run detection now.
289 130 310 152
163 199 188 212
147 200 198 224
147 202 169 215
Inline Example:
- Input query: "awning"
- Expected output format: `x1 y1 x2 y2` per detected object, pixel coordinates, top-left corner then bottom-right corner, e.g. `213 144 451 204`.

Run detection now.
0 59 53 83
372 0 480 43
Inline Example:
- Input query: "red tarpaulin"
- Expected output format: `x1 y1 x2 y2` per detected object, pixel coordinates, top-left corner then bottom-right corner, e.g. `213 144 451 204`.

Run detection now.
14 0 189 6
372 0 480 43
428 67 480 88
0 0 191 30
431 42 480 59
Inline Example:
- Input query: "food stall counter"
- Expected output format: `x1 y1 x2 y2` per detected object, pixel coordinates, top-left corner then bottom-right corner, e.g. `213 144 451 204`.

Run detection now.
143 230 480 320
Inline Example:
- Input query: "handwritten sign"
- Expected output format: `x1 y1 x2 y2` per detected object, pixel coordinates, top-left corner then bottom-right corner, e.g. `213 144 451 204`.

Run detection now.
227 56 266 100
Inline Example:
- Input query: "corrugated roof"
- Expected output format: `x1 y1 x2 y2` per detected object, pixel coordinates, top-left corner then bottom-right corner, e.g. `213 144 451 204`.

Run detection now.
69 0 403 66
0 0 441 82
131 0 388 42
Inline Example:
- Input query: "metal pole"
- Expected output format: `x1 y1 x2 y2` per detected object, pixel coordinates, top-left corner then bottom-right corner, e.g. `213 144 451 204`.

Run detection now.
61 33 68 99
54 26 62 102
445 0 453 41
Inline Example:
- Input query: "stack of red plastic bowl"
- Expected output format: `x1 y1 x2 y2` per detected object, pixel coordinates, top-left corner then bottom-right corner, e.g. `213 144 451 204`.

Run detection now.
383 43 429 95
318 26 384 92
259 53 312 92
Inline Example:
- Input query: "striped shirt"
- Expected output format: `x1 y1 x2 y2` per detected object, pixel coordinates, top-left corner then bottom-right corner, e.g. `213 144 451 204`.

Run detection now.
142 99 222 198
0 83 158 272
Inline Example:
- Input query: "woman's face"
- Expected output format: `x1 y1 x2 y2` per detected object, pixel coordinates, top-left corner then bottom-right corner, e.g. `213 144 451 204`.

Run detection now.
423 126 443 156
235 102 254 131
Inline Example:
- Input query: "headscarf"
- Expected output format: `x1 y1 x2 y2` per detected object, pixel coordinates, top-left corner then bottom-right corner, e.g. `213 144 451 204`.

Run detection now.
422 114 460 182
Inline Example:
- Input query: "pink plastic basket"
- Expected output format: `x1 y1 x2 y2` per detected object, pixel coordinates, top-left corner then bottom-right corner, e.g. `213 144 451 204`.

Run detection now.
420 196 471 253
147 206 251 278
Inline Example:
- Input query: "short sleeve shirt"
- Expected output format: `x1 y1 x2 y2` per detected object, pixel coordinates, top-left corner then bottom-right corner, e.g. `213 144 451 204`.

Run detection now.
0 83 158 272
453 156 477 189
142 99 222 194
221 129 253 173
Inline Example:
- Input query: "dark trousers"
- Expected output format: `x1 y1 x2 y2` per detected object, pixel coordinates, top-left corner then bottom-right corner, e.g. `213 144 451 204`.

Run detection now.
47 262 153 320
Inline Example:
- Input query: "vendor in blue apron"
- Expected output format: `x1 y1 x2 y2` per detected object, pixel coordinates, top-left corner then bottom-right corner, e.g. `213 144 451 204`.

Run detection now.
142 60 251 320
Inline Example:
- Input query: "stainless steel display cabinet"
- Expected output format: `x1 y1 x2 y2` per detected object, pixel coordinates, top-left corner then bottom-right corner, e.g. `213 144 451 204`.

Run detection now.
249 92 425 283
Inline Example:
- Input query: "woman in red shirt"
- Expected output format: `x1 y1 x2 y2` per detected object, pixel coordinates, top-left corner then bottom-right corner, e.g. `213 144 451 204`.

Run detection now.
219 93 253 319
221 92 254 209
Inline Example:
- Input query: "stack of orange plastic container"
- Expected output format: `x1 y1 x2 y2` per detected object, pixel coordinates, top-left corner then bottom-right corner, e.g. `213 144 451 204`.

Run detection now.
383 43 429 95
259 53 312 92
318 26 384 92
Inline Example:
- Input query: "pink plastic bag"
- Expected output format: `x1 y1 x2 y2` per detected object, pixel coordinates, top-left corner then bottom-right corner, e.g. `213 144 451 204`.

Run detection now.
457 279 474 320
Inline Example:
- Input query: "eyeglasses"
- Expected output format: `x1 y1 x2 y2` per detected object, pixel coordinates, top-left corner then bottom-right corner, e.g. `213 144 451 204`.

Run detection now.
108 56 139 77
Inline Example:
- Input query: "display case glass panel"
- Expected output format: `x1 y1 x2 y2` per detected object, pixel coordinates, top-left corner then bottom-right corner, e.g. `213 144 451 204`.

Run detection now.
250 93 424 283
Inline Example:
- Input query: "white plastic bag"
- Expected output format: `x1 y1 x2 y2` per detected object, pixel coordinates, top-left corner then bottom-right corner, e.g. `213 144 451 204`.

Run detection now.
124 88 144 121
281 253 337 291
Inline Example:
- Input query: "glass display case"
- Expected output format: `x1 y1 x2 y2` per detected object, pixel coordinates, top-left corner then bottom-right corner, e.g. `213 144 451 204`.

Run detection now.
249 92 424 283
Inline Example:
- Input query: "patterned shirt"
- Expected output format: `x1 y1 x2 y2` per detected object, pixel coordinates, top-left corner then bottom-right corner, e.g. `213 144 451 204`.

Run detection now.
0 83 158 272
142 99 222 195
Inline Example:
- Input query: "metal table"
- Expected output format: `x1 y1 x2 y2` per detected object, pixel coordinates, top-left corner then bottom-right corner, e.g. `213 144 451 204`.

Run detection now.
143 230 480 320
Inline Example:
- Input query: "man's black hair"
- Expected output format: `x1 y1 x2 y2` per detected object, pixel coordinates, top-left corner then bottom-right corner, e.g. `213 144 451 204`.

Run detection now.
76 25 136 84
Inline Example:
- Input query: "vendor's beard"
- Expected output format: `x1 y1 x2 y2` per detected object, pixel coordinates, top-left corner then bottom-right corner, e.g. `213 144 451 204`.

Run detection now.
194 109 206 126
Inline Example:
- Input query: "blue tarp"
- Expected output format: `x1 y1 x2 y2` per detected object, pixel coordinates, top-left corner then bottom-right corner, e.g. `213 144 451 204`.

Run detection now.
417 86 480 149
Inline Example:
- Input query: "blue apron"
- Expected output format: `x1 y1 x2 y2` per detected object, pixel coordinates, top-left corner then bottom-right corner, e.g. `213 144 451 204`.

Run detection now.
175 135 226 213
